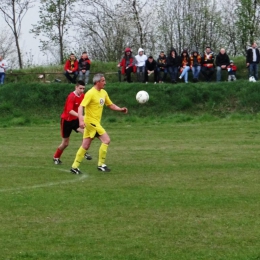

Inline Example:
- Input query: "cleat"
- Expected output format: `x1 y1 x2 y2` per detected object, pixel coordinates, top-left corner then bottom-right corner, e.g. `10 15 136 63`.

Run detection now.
53 158 62 165
70 168 81 174
84 153 92 160
97 164 111 172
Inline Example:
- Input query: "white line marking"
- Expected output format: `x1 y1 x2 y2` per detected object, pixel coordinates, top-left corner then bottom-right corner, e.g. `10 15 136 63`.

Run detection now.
0 173 88 193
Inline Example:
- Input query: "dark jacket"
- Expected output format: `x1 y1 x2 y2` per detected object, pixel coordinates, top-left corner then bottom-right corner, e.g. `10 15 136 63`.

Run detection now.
167 49 181 67
157 54 167 69
78 57 91 71
215 52 230 67
246 47 260 64
145 59 157 71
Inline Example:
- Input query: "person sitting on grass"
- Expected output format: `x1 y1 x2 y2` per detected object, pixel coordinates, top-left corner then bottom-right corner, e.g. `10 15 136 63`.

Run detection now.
64 53 79 84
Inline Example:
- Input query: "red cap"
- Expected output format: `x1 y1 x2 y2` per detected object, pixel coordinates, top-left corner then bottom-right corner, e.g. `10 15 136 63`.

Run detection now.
125 47 131 52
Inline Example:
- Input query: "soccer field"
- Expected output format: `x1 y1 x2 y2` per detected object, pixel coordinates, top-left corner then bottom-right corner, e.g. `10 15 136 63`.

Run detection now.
0 121 259 260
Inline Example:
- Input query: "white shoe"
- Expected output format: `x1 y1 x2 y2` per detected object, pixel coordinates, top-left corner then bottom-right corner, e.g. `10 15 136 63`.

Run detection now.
154 82 157 84
179 76 182 79
145 82 148 84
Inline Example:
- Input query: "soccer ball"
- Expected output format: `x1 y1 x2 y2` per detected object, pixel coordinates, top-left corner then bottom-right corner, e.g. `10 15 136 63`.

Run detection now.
249 76 256 82
136 90 149 104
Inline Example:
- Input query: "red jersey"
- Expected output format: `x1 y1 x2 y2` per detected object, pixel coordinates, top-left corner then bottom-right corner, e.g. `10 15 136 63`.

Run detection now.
61 92 84 121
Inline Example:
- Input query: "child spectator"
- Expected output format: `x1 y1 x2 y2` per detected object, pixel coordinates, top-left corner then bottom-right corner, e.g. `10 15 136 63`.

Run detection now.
157 51 167 83
78 52 91 85
227 60 237 81
144 56 158 84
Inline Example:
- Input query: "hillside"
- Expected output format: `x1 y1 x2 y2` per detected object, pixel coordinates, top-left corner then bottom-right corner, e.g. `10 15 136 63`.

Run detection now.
1 78 260 127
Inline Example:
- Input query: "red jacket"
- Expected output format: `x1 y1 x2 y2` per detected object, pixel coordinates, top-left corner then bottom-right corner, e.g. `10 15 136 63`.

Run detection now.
119 57 136 74
64 59 78 72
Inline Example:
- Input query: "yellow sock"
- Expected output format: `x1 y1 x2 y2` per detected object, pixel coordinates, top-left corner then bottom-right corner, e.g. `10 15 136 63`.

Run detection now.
98 143 108 166
72 146 87 168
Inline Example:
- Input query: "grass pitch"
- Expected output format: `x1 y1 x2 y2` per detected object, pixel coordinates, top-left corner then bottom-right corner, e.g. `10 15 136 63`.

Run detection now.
0 121 260 260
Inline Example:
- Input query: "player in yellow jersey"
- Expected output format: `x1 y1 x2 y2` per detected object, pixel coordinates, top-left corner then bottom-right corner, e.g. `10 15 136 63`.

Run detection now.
70 73 128 174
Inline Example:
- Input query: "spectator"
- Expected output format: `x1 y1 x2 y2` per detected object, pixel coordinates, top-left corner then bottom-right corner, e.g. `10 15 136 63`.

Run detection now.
215 48 230 82
78 51 91 84
157 51 167 83
135 48 147 82
190 50 201 82
0 55 8 84
117 47 136 83
227 60 237 81
167 48 181 84
201 46 215 82
144 56 158 84
64 53 79 83
179 49 190 83
246 42 260 81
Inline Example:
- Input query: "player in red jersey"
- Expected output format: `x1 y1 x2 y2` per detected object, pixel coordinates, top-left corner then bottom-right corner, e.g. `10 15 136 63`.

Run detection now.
53 80 92 164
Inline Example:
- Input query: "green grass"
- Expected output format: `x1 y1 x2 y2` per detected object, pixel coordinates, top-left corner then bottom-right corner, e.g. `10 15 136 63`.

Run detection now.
0 120 260 260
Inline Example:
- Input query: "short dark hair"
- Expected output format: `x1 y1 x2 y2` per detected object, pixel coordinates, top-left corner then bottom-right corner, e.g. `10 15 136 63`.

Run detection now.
82 51 87 54
148 56 153 59
77 80 85 86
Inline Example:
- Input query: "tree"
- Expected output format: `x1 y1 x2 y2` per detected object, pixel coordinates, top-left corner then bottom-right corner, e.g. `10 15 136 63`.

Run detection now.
30 0 77 64
0 0 35 69
236 0 260 53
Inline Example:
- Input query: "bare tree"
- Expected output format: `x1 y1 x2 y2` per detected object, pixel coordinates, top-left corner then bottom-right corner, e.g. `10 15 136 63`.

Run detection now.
0 0 35 69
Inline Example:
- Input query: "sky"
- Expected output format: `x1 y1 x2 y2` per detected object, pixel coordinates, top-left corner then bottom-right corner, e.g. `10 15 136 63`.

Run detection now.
0 2 45 65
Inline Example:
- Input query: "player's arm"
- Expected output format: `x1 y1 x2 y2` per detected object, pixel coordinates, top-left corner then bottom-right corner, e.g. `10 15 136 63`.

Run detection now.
108 104 128 114
68 110 78 117
78 105 85 128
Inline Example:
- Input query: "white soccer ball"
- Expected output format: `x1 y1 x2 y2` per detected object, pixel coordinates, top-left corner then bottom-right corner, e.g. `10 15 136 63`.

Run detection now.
136 90 149 104
249 76 256 82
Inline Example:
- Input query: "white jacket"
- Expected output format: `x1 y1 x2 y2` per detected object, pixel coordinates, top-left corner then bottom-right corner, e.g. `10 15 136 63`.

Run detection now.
135 48 147 67
0 59 8 73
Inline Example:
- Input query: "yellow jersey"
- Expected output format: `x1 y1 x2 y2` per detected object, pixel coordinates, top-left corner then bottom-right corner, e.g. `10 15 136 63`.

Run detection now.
80 87 113 124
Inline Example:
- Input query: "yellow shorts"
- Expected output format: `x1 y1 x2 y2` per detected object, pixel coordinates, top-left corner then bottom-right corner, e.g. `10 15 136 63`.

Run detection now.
83 122 106 139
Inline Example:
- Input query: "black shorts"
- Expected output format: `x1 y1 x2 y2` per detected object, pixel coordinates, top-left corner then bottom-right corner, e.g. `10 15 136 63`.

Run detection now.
61 119 79 138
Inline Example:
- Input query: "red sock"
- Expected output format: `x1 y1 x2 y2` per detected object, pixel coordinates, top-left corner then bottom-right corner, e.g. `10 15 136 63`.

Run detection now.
53 148 63 158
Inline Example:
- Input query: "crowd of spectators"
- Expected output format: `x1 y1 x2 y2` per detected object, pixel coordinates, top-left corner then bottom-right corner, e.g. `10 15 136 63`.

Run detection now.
117 42 260 84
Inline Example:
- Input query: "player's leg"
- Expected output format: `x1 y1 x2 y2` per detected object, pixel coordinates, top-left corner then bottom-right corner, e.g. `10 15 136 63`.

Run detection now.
97 132 111 172
53 119 72 164
76 127 92 160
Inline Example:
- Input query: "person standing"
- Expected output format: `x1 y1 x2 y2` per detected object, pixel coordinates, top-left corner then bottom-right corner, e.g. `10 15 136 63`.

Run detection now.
201 46 215 82
70 73 128 174
246 42 260 81
0 55 8 84
78 51 91 84
64 53 79 83
53 80 92 165
215 48 230 82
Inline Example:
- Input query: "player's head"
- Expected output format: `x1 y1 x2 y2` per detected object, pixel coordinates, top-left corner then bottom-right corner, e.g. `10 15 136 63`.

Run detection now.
75 80 85 95
93 73 106 89
82 51 88 59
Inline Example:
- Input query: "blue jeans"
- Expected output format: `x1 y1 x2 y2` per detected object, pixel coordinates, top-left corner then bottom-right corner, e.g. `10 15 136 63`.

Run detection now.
192 66 201 79
168 66 178 82
249 63 258 80
79 70 90 84
179 66 190 82
0 72 5 84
